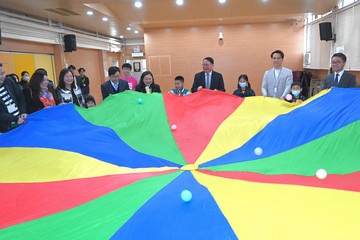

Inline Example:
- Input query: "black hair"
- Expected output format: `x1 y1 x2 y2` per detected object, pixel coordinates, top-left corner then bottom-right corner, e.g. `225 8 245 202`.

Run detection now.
237 74 251 89
58 68 75 90
28 72 46 96
203 57 214 64
78 68 85 73
175 75 184 83
68 65 76 70
291 81 302 88
332 53 347 62
35 68 48 76
85 94 96 105
122 63 132 70
21 71 29 77
271 50 284 59
238 74 248 82
138 71 155 89
6 74 19 84
108 66 120 76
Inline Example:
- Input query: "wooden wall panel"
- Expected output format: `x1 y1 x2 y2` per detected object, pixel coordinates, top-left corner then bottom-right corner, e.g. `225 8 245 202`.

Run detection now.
148 55 171 76
64 48 108 104
145 22 304 95
0 38 54 54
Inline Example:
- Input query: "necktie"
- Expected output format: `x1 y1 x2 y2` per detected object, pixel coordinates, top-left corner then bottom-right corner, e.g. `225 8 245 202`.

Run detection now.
333 73 339 87
114 83 118 91
206 73 210 89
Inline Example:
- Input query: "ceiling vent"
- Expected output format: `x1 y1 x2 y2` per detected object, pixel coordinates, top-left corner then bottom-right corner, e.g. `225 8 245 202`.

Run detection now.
45 8 80 16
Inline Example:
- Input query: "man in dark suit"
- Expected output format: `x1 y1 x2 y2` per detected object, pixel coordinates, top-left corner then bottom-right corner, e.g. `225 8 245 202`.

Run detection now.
0 63 27 133
101 66 129 100
322 53 357 90
191 57 225 92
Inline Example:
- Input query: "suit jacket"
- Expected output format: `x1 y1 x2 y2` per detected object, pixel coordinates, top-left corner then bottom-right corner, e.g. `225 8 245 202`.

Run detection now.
0 77 27 132
101 79 129 100
191 71 225 92
322 71 357 90
261 67 293 98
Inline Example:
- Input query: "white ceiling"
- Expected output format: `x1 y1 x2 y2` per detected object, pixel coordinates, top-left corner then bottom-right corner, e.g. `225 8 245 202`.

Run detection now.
0 0 339 40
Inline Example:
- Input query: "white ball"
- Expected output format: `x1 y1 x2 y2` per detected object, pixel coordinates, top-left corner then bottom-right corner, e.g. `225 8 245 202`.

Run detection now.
171 124 177 130
254 147 263 156
316 169 327 179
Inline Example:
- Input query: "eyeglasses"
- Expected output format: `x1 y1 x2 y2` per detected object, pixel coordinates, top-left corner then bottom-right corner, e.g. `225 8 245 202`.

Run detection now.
202 64 211 67
331 61 343 65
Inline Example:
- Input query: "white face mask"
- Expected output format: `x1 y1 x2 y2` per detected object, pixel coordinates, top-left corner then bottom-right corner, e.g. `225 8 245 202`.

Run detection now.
239 82 247 88
23 76 30 81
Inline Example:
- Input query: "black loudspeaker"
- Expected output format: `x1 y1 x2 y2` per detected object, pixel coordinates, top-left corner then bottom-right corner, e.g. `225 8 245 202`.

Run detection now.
0 28 2 45
319 22 333 41
64 34 77 52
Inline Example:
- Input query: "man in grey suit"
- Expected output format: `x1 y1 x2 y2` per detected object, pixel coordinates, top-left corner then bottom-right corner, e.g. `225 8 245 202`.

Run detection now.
191 57 225 92
101 66 129 100
262 50 293 99
322 53 357 90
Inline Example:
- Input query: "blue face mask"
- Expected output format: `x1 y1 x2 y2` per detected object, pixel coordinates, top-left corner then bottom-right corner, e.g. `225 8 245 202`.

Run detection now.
292 90 300 97
239 82 247 88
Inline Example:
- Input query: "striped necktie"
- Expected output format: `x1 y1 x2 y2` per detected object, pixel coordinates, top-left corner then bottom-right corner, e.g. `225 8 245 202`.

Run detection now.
206 73 210 89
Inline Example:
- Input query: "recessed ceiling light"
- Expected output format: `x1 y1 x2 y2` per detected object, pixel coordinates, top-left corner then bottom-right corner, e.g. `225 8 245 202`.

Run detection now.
120 36 124 38
134 1 142 8
86 10 93 16
134 30 139 34
218 0 226 3
102 17 109 21
176 0 184 6
127 27 131 31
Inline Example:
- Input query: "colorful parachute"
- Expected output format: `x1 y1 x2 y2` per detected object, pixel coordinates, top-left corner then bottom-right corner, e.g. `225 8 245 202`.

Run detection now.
1 88 360 240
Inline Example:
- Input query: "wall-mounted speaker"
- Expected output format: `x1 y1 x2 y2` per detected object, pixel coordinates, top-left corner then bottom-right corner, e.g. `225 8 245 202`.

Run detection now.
319 22 333 41
64 34 77 52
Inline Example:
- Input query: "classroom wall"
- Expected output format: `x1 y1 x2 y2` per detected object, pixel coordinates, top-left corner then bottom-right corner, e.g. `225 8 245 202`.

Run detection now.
144 21 305 95
1 38 122 104
64 48 106 104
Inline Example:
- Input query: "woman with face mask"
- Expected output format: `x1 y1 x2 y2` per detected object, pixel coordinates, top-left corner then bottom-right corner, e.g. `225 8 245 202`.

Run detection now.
19 71 30 89
233 74 255 98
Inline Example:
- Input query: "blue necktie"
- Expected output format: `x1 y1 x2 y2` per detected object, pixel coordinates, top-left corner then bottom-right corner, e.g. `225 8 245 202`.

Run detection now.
114 83 119 91
333 73 339 87
206 73 210 89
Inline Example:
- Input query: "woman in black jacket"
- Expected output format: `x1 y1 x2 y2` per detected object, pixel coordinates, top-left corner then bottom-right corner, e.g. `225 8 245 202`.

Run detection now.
135 71 161 94
22 71 58 114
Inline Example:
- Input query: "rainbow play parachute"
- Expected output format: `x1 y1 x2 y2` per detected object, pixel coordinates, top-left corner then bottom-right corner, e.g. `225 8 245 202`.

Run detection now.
1 88 360 240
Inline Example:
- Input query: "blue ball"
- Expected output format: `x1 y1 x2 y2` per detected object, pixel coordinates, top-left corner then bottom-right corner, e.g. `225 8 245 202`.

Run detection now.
137 98 143 104
180 190 192 202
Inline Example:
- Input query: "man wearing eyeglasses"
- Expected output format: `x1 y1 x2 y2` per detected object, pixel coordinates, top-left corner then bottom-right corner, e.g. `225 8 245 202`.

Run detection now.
191 57 225 93
322 53 357 90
